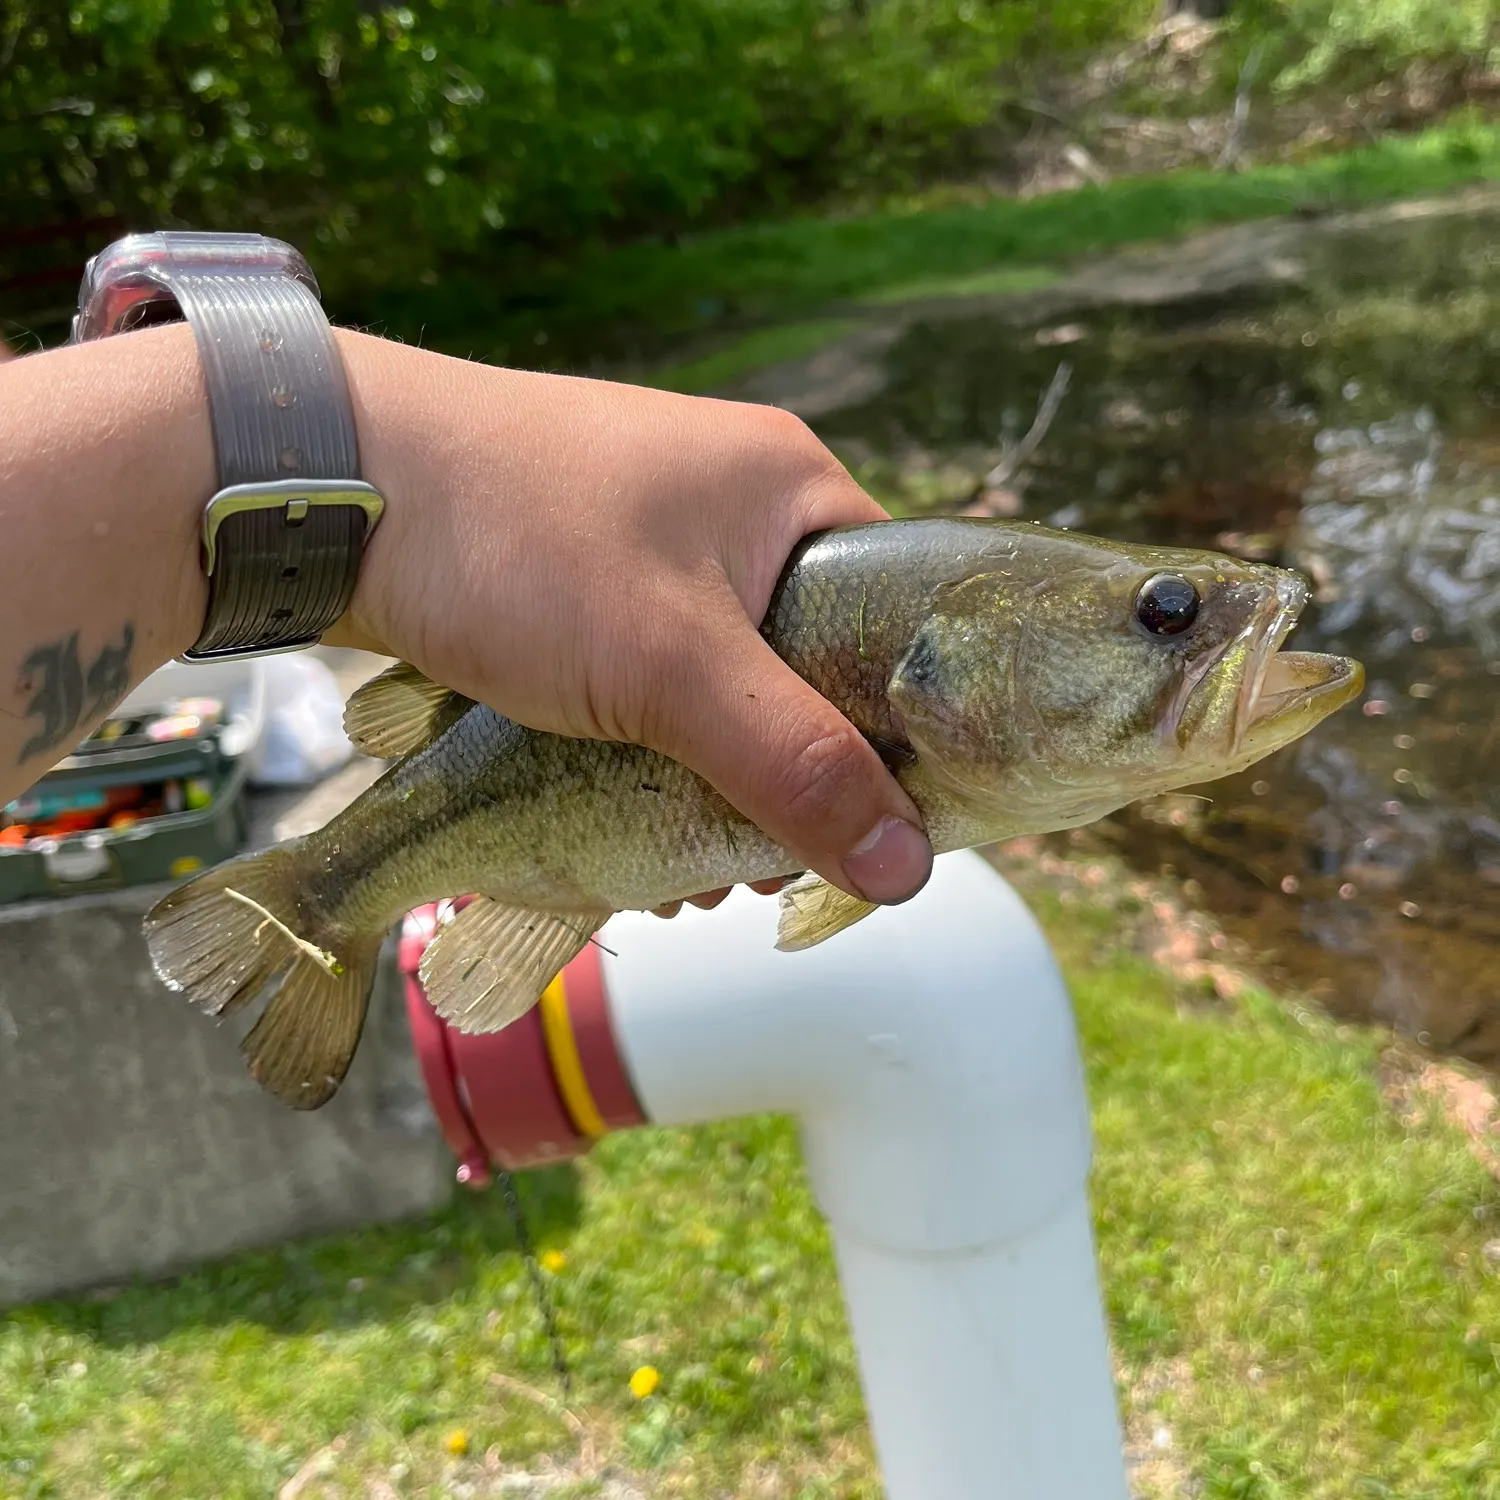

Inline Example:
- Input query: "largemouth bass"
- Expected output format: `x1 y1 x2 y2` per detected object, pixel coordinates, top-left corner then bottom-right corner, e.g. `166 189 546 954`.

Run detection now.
144 518 1362 1109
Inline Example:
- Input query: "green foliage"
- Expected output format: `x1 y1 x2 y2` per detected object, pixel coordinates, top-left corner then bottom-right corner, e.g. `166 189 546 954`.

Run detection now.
649 317 861 392
1200 1433 1289 1500
0 0 1141 326
1230 0 1498 94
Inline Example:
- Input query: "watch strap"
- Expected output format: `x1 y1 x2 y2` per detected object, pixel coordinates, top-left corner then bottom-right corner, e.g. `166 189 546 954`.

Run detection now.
73 231 381 661
165 241 372 658
170 254 360 487
190 495 374 659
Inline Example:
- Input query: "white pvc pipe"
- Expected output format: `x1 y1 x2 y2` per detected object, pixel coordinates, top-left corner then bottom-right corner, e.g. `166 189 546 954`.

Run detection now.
598 851 1128 1500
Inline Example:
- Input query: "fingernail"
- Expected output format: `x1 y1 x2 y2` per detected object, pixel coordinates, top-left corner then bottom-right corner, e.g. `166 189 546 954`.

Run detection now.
841 816 933 904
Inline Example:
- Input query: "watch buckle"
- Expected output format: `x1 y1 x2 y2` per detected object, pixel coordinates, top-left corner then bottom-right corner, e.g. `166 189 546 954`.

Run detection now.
201 478 384 577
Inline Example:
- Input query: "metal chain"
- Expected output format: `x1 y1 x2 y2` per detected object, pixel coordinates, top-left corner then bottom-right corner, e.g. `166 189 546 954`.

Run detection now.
494 1166 573 1397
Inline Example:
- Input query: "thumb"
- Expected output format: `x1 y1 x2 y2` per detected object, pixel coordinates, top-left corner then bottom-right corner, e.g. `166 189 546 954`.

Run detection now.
646 611 933 904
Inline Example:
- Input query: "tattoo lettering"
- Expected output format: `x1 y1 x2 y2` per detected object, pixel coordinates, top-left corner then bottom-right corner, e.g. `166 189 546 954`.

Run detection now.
85 624 135 724
16 623 135 762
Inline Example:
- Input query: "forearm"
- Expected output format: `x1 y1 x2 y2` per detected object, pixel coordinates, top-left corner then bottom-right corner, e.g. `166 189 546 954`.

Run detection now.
0 325 211 805
0 321 931 903
0 323 556 804
0 324 604 802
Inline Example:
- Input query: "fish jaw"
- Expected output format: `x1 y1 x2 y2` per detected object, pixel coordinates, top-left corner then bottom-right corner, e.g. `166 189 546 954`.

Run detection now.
1172 566 1361 771
1234 648 1364 760
1230 572 1308 751
1230 571 1363 759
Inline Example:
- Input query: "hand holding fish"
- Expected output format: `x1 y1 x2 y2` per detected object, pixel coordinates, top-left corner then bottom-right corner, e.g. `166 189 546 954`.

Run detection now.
321 332 934 909
0 325 930 903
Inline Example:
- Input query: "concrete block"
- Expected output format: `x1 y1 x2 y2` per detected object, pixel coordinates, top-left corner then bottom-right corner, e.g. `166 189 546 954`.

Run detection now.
0 766 453 1307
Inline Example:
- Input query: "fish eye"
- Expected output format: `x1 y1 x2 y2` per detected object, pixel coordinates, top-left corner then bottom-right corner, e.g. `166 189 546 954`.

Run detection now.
1134 574 1200 636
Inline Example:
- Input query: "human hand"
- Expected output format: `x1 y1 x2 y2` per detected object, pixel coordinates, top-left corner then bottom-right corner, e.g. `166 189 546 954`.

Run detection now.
328 332 932 906
650 876 792 920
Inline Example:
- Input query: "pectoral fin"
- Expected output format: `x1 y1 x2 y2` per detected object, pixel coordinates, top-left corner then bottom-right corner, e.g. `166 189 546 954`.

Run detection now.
344 661 474 759
774 873 879 952
418 897 609 1033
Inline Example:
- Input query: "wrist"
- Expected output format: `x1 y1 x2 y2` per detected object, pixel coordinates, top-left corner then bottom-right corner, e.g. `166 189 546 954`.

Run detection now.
72 234 385 664
328 329 467 659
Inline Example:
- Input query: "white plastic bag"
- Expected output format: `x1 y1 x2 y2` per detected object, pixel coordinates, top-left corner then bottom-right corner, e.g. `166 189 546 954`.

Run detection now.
243 655 354 787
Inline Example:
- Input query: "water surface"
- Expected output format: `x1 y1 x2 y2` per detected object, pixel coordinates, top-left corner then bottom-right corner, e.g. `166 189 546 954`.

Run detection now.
809 200 1500 1066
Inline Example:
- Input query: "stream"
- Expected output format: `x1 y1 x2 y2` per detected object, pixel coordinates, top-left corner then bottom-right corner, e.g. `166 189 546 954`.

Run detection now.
788 191 1500 1067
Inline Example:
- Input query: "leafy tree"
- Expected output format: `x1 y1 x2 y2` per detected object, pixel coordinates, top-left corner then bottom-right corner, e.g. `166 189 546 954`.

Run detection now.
1229 0 1498 94
0 0 1146 342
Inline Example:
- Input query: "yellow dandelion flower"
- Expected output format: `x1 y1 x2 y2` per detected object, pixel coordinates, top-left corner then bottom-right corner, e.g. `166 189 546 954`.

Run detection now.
444 1429 469 1456
540 1250 567 1274
629 1365 661 1400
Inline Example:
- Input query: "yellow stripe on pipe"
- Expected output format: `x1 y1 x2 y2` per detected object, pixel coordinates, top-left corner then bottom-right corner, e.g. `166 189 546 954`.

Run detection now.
539 972 609 1139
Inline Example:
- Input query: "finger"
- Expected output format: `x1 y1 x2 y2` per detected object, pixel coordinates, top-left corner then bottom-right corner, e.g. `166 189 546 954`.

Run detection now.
651 900 684 919
645 612 932 905
749 877 792 895
686 888 732 910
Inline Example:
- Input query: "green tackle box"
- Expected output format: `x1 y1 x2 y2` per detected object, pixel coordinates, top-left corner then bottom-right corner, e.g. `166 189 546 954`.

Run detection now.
0 656 268 905
0 746 250 904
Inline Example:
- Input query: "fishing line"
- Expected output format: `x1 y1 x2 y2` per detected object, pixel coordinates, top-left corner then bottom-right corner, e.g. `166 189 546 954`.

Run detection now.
495 1167 573 1397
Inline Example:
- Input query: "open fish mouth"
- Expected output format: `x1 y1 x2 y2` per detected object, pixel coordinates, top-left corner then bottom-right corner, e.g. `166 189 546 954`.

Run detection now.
1240 648 1364 740
1234 577 1363 753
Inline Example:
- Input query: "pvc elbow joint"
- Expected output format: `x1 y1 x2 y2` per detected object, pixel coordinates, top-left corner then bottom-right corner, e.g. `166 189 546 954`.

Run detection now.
404 853 1128 1500
600 853 1093 1256
404 853 1093 1252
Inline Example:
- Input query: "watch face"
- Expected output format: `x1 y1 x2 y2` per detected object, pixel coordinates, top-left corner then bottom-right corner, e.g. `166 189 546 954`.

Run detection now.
72 231 319 343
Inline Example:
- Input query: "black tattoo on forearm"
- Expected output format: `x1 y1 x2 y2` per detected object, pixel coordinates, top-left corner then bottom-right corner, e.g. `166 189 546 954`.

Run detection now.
15 623 135 762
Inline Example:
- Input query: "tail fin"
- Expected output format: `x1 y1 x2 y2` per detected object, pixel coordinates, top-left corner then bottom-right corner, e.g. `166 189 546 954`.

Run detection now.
143 847 379 1110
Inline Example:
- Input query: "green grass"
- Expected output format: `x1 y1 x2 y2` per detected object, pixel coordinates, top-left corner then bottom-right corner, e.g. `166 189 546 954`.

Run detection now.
646 318 863 395
642 271 1057 396
4 881 1499 1498
852 261 1061 307
410 112 1500 368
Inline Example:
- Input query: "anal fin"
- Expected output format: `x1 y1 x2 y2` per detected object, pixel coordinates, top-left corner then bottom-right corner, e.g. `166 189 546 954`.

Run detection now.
775 873 879 952
418 897 609 1033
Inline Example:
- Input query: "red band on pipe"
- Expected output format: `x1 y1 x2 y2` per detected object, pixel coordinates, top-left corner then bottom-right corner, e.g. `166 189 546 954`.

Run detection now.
449 1005 591 1170
561 942 648 1130
401 907 491 1185
402 899 647 1172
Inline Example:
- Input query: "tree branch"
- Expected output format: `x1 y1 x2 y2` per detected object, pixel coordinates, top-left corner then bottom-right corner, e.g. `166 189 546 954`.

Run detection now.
1218 42 1265 171
984 360 1072 490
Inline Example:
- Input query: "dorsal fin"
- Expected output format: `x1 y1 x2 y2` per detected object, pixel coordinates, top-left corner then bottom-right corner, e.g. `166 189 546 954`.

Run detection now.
343 662 474 759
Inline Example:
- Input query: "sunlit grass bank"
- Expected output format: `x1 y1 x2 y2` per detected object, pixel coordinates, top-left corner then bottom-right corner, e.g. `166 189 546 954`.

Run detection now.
4 862 1497 1498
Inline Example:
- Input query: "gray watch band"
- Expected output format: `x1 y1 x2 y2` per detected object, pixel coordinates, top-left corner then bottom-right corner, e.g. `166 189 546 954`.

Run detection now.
72 231 383 660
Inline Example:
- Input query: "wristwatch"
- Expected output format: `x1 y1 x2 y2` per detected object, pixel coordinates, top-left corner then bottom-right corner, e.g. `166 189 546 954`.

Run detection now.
71 231 385 661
